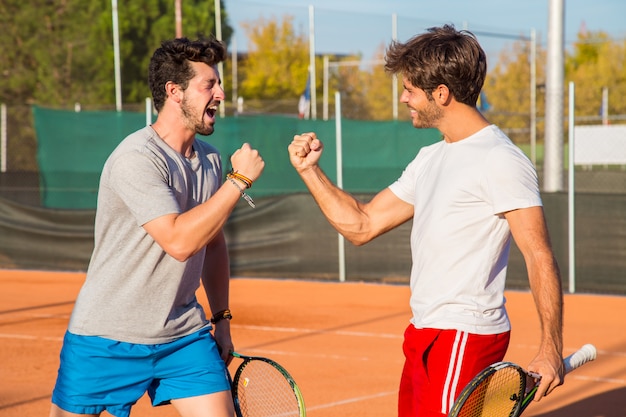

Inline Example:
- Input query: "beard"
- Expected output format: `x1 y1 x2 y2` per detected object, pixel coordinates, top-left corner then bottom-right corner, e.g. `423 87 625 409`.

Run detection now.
410 100 443 129
181 96 215 136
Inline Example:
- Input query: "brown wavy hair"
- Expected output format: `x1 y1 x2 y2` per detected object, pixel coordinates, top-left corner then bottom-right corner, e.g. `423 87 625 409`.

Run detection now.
149 37 227 112
384 24 486 106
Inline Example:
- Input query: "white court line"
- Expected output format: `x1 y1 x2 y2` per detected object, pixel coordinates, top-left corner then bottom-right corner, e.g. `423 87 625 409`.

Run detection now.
240 348 374 362
0 333 62 341
232 324 401 339
570 375 626 384
303 376 626 414
305 390 397 412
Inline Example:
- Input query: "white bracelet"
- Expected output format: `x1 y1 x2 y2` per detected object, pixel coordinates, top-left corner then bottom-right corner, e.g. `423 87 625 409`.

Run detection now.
227 177 256 208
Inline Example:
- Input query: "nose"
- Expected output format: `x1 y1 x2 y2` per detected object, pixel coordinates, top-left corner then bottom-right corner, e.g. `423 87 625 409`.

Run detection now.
400 90 409 103
213 84 226 101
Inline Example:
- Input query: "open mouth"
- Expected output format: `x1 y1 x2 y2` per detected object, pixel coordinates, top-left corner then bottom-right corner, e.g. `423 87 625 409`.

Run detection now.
206 103 219 118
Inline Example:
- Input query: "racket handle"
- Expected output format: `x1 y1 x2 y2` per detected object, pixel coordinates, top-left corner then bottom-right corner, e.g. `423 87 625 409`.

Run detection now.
521 343 597 413
564 343 597 374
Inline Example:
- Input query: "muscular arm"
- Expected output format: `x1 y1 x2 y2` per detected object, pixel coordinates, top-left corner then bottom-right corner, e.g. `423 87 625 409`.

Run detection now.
505 206 564 399
289 133 413 245
201 230 233 363
143 183 244 261
143 143 264 261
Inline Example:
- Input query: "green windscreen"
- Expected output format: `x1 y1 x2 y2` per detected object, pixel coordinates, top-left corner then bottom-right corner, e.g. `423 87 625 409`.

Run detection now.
33 105 440 209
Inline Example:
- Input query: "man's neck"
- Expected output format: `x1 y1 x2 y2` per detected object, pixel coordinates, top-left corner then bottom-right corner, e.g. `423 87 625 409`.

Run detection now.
151 116 195 157
439 106 491 143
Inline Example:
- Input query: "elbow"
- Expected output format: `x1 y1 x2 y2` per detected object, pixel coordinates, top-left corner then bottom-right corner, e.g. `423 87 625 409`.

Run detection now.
165 242 200 262
170 252 192 263
338 226 375 247
169 249 194 263
345 232 372 247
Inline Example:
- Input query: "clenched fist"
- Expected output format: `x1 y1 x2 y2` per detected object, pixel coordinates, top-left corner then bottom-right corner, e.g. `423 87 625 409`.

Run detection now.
288 132 324 173
230 143 265 182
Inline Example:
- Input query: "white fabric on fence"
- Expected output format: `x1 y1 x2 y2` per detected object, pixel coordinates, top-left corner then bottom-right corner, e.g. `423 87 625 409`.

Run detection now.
574 125 626 165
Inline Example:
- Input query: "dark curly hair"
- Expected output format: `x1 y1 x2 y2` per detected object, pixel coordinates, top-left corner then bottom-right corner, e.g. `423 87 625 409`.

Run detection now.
384 24 486 106
148 37 227 112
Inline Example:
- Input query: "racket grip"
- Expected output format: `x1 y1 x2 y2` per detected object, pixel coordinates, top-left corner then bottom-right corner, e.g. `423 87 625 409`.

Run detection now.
564 343 597 374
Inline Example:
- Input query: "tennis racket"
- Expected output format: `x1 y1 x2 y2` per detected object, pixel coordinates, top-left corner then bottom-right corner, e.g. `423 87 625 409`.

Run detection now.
230 351 306 417
448 343 597 417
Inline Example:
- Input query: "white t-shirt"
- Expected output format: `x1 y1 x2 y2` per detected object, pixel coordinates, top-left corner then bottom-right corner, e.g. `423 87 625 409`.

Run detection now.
389 125 541 334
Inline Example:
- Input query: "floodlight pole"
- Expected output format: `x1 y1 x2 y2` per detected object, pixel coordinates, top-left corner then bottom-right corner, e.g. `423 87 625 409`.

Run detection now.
391 13 398 120
111 0 122 111
215 0 225 117
1 103 6 173
335 91 345 282
567 82 576 293
323 55 329 120
232 38 238 111
530 28 537 165
145 97 153 126
543 0 565 191
175 0 182 38
308 5 317 120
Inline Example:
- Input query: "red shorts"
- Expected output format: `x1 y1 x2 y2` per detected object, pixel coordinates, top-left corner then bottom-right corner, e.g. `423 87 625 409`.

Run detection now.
398 325 510 417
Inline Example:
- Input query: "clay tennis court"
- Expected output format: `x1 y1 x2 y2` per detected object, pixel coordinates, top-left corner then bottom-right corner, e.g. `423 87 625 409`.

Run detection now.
1 269 624 417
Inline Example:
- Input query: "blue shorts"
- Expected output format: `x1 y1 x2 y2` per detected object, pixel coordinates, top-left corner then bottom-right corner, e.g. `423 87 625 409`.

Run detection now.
51 327 230 417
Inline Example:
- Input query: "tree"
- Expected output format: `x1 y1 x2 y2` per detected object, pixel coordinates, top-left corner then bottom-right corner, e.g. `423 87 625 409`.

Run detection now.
483 28 626 165
239 15 310 100
0 0 233 108
329 45 404 121
0 0 233 171
0 0 98 105
566 31 626 121
483 38 545 145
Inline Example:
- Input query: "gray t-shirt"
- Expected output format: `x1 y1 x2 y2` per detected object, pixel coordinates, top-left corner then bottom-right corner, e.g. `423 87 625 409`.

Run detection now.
68 126 222 344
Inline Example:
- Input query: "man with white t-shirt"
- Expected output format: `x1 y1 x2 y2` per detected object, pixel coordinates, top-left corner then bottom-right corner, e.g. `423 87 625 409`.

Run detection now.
288 25 564 417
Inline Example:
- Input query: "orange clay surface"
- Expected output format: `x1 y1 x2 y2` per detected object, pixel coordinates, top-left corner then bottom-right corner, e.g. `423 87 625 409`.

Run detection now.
1 269 625 417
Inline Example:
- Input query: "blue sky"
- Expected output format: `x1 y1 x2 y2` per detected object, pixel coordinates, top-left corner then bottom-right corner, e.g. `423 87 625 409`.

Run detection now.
224 0 626 60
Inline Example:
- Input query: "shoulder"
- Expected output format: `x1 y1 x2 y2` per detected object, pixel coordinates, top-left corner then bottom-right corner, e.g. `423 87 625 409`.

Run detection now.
104 127 169 176
482 126 532 165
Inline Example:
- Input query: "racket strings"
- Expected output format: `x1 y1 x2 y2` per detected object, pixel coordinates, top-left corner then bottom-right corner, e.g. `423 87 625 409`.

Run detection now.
455 367 525 417
236 361 301 417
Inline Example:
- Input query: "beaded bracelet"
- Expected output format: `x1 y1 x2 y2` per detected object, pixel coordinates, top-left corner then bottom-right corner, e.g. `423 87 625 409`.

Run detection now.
228 170 253 189
210 309 233 324
227 177 256 208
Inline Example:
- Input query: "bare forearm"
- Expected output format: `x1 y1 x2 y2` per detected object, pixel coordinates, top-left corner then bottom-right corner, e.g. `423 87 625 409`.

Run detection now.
173 183 243 256
145 142 264 261
202 231 231 314
144 181 245 261
529 253 563 356
202 231 234 361
289 132 413 245
298 165 370 244
507 207 565 397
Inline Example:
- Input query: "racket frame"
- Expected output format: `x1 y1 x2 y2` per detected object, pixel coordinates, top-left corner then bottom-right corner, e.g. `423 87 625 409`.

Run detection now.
448 343 597 417
447 361 527 417
230 351 306 417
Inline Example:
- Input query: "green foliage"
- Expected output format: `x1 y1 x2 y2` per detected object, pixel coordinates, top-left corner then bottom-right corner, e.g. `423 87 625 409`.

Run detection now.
484 40 546 144
484 30 626 146
0 0 233 107
566 31 626 119
239 15 310 99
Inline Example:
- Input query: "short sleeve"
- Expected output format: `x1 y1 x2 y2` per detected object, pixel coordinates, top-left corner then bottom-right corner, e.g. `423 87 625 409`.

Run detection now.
107 150 180 226
388 153 422 204
485 145 542 214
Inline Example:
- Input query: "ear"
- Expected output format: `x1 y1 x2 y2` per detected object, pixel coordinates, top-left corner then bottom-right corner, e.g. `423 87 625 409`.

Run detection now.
433 84 451 105
164 81 183 104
